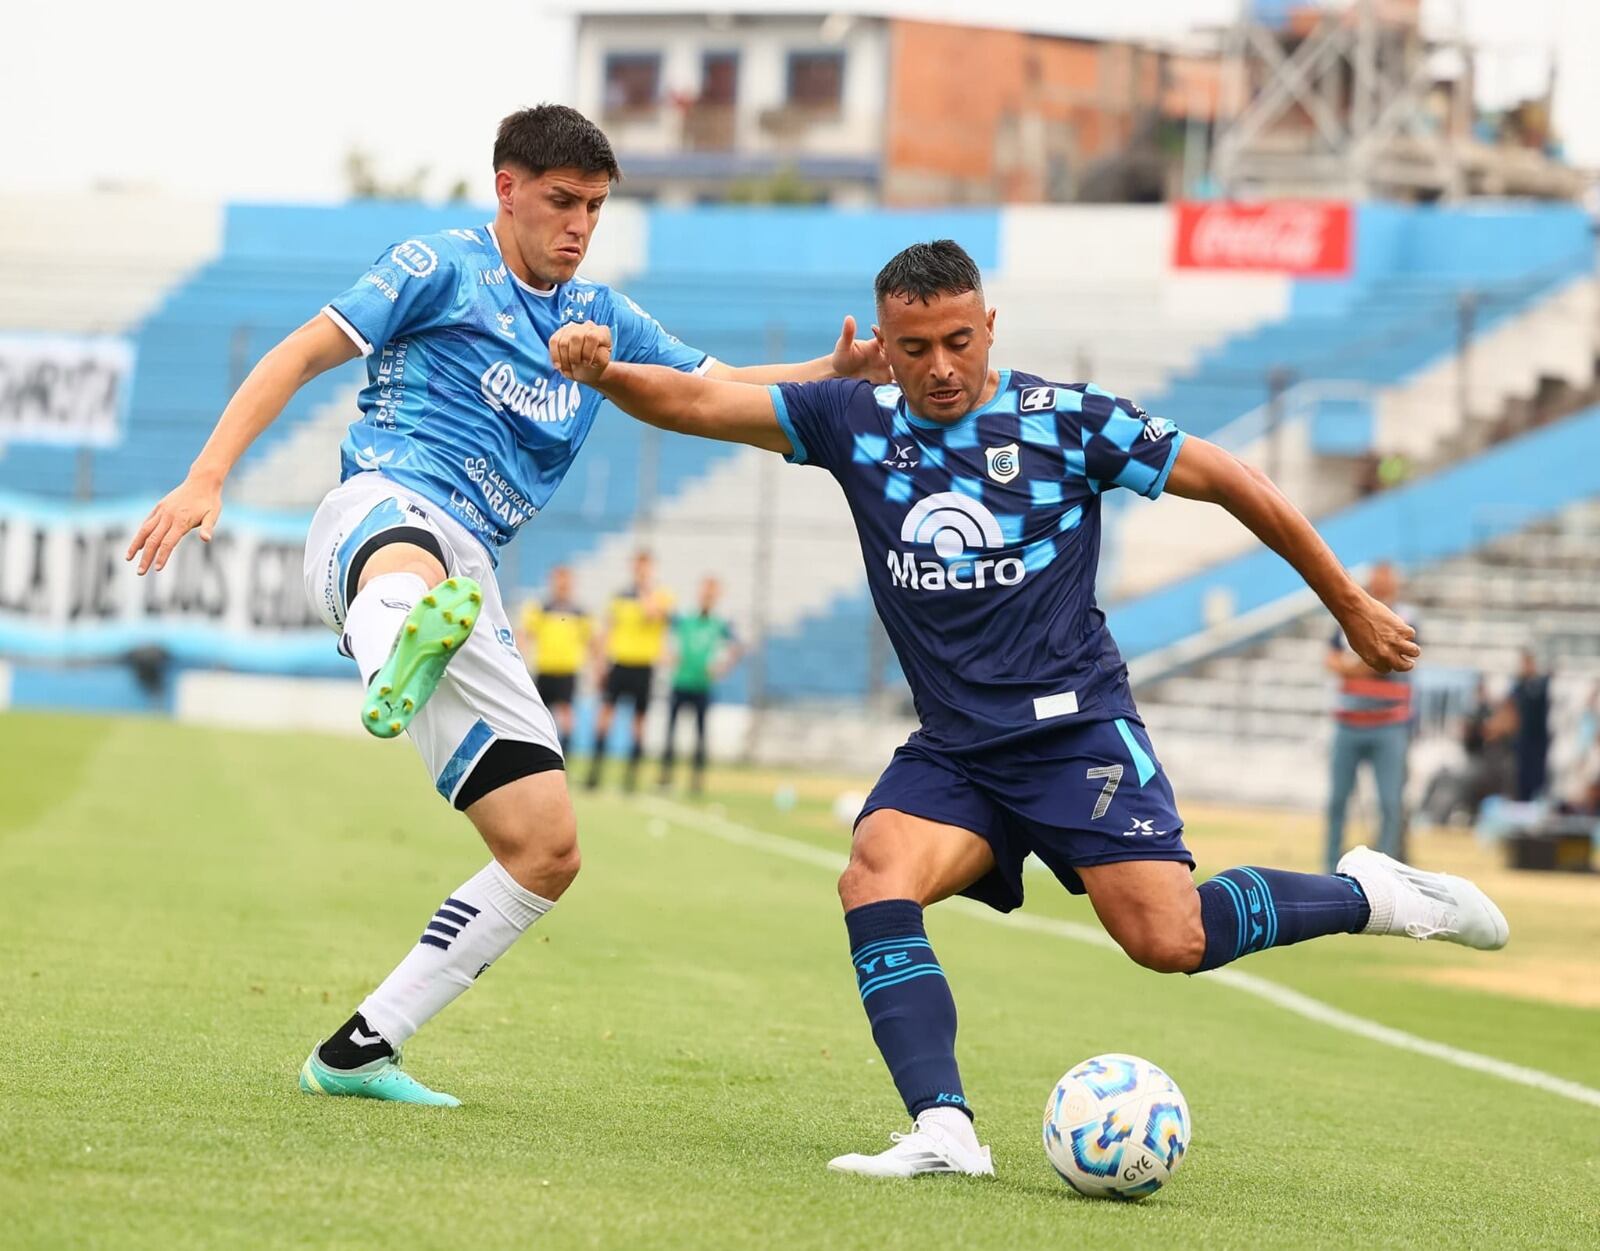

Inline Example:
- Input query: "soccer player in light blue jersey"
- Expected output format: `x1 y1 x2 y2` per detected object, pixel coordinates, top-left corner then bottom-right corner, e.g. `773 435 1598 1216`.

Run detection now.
126 106 889 1106
550 239 1509 1177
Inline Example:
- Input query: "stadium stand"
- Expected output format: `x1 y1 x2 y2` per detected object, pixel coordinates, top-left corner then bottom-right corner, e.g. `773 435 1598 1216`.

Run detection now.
1125 408 1600 807
3 198 1596 772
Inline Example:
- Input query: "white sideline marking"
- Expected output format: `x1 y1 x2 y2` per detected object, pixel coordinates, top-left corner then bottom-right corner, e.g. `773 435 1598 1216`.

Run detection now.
638 796 1600 1112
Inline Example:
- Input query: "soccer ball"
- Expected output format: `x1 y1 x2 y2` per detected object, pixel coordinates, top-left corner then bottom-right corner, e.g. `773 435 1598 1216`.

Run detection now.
1042 1053 1190 1200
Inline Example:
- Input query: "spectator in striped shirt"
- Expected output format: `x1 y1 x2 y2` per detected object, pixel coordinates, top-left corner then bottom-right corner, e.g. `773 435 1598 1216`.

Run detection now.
1324 563 1418 869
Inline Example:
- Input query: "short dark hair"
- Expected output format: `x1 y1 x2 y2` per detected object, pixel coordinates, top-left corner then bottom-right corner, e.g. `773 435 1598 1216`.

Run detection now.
494 105 621 180
874 239 983 307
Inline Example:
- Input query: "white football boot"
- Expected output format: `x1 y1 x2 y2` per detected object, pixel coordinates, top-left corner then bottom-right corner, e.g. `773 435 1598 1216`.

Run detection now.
1337 846 1509 950
827 1109 995 1179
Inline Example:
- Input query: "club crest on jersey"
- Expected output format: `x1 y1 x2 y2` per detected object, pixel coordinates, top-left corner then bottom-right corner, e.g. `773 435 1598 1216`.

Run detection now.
985 442 1021 484
1018 386 1055 413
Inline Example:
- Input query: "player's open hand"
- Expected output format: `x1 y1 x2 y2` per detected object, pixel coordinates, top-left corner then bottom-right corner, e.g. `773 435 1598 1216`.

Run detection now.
831 315 891 383
551 322 613 385
1339 590 1420 674
125 473 223 575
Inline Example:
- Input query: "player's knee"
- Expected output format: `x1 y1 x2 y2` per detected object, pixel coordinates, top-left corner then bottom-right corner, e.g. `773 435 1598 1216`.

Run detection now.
504 832 581 899
358 541 445 592
492 796 581 898
837 839 910 910
543 838 582 896
1118 921 1205 974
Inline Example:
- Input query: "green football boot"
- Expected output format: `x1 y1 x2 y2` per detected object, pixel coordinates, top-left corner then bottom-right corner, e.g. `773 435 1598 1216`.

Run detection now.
361 576 482 739
298 1049 461 1107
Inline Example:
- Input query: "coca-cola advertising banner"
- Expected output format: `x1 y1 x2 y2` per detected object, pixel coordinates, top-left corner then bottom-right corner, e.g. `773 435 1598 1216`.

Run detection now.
1173 201 1352 276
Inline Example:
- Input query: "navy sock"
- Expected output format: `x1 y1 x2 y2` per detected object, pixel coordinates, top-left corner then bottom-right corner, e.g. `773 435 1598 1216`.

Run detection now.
844 899 970 1121
1194 867 1371 972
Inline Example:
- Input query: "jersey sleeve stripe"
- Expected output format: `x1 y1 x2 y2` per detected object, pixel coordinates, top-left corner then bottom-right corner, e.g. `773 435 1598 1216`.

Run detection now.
1146 431 1187 499
767 384 808 465
321 304 373 357
692 355 718 376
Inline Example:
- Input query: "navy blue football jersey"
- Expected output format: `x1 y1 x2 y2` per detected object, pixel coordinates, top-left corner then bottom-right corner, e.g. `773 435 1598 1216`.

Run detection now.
769 371 1185 753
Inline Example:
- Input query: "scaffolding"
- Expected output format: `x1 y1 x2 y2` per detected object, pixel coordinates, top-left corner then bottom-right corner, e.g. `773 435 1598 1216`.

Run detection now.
1211 0 1579 201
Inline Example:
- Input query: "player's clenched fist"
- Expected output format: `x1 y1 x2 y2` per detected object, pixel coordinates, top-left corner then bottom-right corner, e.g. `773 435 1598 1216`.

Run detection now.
550 322 613 384
1340 590 1420 674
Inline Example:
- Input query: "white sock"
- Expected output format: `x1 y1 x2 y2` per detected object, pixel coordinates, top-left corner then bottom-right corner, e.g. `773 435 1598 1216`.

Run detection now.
919 1105 981 1150
359 860 554 1047
344 571 429 683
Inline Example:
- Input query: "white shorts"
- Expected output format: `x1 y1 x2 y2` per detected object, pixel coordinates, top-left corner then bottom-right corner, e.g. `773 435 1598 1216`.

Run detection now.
303 473 562 804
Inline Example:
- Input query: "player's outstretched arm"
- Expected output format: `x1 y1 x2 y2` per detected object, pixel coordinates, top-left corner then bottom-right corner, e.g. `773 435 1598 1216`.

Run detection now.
125 315 360 574
703 315 890 385
1163 436 1419 674
551 322 792 454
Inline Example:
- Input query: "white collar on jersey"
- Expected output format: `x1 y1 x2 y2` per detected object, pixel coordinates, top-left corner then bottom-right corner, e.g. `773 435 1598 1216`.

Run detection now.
485 222 559 298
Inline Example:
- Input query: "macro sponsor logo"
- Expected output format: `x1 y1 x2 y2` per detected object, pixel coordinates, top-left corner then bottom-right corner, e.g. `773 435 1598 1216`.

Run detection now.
886 492 1024 592
390 239 438 278
479 361 581 424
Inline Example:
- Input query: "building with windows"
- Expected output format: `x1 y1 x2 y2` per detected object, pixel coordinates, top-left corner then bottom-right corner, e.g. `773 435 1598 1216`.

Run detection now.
573 5 1220 206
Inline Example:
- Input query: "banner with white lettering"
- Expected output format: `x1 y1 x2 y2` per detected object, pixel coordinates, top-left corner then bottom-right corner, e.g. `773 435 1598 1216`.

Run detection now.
1173 201 1353 276
0 335 135 447
0 493 341 673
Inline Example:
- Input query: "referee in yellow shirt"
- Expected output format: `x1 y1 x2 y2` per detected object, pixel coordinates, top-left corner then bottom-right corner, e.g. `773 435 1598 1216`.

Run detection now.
585 550 673 792
517 564 592 750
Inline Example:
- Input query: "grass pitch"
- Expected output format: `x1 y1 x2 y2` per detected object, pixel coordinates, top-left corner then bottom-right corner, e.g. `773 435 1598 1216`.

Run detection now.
2 711 1597 1249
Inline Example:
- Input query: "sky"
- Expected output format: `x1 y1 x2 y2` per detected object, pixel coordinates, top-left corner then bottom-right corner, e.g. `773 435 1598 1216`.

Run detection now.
4 0 1595 203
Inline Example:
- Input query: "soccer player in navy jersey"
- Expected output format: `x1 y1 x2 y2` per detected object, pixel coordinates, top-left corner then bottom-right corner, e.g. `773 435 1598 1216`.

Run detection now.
124 105 889 1106
550 239 1508 1177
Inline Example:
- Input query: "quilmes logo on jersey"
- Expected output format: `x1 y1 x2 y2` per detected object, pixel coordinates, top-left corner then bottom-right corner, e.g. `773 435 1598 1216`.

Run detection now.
480 361 581 424
888 492 1025 591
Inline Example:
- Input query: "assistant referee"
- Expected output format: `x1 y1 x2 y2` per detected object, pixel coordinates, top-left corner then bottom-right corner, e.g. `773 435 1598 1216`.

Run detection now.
585 549 672 791
518 564 591 750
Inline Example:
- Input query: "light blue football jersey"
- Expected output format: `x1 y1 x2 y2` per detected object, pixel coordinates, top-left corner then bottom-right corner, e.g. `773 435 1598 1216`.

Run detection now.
322 224 712 556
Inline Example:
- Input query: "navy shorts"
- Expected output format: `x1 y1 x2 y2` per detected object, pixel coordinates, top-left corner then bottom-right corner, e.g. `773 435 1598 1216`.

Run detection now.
858 716 1193 912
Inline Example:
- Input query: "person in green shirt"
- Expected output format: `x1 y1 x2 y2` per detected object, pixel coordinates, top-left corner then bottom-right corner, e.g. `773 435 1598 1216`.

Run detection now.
659 576 742 793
